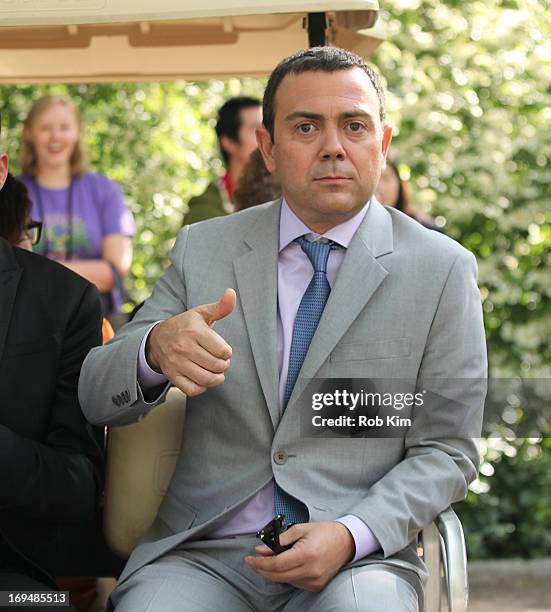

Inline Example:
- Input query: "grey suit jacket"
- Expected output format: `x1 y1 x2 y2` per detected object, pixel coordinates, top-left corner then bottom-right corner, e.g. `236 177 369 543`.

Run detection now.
79 198 487 585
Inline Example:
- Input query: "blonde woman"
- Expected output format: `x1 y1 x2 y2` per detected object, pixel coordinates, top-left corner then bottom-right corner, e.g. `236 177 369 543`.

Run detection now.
20 95 135 315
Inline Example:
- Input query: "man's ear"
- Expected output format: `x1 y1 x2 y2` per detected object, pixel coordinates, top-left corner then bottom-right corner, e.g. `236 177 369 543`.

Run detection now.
381 126 393 167
0 153 8 191
256 125 276 174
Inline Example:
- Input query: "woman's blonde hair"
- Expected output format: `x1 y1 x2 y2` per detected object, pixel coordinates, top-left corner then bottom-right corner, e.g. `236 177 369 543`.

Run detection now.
20 95 88 177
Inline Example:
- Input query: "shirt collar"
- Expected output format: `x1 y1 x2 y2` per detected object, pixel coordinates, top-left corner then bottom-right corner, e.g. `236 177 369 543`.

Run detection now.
279 197 370 253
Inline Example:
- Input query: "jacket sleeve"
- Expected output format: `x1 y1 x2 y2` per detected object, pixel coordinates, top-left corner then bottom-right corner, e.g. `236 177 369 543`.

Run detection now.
79 228 190 427
0 283 104 522
345 249 487 557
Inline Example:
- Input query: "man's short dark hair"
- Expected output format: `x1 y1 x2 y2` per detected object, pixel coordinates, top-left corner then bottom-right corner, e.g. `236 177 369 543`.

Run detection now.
263 47 386 142
215 96 261 166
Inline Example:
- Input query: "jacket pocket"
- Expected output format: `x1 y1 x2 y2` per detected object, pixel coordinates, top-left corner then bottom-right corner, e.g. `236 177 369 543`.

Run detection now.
330 338 411 362
157 496 198 534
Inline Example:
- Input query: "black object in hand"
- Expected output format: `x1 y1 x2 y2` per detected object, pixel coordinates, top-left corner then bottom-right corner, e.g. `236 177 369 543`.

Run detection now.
256 514 293 554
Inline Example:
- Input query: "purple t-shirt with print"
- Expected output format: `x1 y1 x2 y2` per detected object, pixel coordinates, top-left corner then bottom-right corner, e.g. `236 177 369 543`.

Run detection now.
21 172 135 314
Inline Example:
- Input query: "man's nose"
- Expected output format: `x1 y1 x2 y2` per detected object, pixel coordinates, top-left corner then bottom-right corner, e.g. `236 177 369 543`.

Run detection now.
320 127 346 160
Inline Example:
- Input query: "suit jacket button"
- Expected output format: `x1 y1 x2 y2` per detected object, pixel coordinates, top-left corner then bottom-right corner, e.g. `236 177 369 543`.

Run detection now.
112 395 120 406
274 450 288 465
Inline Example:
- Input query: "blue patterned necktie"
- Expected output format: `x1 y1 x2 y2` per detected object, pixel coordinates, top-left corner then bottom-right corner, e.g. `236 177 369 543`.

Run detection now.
275 237 340 525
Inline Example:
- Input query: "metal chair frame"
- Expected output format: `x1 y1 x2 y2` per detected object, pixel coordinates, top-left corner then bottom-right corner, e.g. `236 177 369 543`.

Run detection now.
422 507 469 612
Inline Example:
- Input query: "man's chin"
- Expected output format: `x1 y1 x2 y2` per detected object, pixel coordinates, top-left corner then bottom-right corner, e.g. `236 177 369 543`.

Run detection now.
304 204 367 232
314 197 367 217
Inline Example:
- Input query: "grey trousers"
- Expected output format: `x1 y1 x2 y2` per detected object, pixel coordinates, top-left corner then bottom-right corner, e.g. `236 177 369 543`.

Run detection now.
112 536 422 612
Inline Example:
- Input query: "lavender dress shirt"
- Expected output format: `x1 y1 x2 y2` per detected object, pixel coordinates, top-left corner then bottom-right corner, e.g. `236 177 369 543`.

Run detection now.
137 199 380 562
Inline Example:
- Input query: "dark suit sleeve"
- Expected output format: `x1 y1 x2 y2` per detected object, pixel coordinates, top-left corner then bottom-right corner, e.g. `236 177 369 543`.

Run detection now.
0 283 103 523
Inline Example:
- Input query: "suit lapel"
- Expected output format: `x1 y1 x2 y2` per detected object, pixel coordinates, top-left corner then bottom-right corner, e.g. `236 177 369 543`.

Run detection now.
233 201 281 429
0 239 22 362
286 200 394 409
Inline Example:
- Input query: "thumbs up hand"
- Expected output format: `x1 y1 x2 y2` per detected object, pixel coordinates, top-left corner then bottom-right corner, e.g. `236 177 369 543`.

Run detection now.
195 288 237 327
146 289 237 396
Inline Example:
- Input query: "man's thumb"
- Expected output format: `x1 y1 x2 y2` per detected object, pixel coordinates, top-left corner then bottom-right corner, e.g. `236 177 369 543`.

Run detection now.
199 288 237 325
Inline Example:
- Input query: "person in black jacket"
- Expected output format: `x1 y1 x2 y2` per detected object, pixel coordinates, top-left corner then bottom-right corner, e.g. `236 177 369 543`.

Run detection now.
0 124 104 609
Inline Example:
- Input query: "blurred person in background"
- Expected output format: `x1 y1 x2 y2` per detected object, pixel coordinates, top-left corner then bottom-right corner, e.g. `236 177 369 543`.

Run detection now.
375 158 443 232
19 95 135 318
0 129 103 609
0 172 115 345
233 148 282 212
182 96 262 225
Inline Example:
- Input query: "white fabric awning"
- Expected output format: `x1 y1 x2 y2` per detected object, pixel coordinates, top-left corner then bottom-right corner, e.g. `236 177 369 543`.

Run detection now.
0 1 383 83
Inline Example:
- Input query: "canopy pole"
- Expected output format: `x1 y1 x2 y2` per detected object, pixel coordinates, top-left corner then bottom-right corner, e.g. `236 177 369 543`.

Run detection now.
305 12 328 47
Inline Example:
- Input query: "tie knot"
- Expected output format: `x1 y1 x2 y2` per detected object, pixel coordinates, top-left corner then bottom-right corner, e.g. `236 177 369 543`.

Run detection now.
296 237 339 274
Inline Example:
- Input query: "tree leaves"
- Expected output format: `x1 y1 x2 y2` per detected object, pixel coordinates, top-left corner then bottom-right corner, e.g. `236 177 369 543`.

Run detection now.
0 79 265 305
372 0 551 558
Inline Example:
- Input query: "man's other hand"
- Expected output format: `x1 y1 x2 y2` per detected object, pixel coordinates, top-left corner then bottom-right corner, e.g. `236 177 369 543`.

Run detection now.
146 288 236 396
245 522 355 592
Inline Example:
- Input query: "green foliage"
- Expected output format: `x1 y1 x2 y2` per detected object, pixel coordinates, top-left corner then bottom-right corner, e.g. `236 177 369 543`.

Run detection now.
372 0 551 559
0 79 265 304
1 0 549 559
456 437 551 559
372 0 551 379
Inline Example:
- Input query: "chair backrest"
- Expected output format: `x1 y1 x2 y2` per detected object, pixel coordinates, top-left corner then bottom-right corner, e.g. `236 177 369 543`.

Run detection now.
103 388 186 559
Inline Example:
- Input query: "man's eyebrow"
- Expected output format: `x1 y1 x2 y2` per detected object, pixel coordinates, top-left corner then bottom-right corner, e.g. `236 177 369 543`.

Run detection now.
340 111 377 127
284 111 323 122
340 110 374 120
284 110 376 123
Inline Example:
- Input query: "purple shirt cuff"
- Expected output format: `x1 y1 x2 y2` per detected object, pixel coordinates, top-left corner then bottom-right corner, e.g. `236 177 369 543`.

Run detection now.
137 322 169 389
336 514 381 562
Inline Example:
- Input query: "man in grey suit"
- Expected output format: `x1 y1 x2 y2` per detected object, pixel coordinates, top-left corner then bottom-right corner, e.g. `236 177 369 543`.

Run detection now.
79 47 487 611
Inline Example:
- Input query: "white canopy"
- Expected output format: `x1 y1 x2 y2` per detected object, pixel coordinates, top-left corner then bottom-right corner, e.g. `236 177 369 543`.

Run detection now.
0 0 382 83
